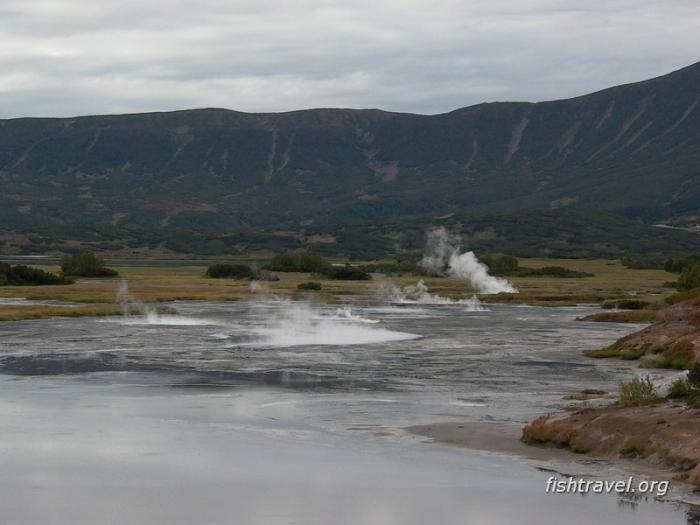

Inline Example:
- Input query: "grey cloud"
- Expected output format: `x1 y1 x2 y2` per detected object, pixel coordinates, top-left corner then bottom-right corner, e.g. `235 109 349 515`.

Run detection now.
0 0 698 118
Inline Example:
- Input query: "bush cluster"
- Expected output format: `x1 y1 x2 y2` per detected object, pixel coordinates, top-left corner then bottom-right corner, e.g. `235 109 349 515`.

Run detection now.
601 299 651 310
324 264 371 280
478 253 592 278
264 251 371 280
667 378 691 399
480 253 593 278
206 264 254 279
618 376 663 407
0 262 73 286
665 255 700 273
61 252 118 277
265 252 330 273
678 263 700 290
512 266 593 278
358 260 418 275
665 365 700 407
479 253 519 274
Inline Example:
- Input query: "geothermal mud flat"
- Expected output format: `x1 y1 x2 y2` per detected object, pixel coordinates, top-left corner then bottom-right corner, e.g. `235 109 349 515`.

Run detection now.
0 299 696 524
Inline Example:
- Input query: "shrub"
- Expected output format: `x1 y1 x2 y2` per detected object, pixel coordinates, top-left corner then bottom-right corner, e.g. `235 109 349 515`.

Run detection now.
359 260 419 274
665 256 700 274
618 376 663 407
601 299 651 310
688 364 700 389
324 264 371 280
206 264 254 279
480 253 519 274
524 266 593 278
678 263 700 290
265 251 331 273
583 347 621 359
0 263 73 285
667 378 691 399
479 255 592 278
687 394 700 409
297 282 322 291
685 390 700 409
61 252 118 277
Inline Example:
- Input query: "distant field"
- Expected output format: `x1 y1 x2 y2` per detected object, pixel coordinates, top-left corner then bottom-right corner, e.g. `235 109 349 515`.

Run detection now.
0 258 676 321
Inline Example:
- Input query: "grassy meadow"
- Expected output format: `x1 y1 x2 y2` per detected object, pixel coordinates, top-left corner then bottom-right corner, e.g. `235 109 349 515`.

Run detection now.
0 257 677 322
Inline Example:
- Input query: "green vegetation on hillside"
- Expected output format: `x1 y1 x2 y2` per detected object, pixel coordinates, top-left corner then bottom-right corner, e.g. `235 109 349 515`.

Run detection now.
1 63 700 259
4 209 700 260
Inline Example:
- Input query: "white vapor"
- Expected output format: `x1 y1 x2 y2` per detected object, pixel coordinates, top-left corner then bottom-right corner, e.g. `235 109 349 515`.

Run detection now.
377 278 486 310
421 227 518 294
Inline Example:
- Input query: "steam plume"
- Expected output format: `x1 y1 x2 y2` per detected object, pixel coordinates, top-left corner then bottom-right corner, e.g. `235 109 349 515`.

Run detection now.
421 227 517 294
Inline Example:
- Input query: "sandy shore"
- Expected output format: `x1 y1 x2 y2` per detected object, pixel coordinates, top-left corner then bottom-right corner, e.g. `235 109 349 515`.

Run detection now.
407 422 583 463
405 419 696 492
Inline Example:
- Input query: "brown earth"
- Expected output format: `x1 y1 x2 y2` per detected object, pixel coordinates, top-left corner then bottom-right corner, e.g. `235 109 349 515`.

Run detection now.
584 293 700 368
579 309 658 323
522 404 700 485
522 293 700 486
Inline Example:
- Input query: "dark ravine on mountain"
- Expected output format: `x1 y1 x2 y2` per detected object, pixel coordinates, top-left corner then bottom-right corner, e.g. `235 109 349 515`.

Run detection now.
1 61 699 257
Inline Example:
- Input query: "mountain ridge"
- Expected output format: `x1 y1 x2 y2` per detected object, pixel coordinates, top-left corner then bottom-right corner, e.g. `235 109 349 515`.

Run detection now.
1 61 699 256
5 61 699 121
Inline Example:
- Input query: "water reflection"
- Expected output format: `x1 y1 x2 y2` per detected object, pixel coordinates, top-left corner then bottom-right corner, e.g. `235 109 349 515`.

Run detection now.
0 301 694 524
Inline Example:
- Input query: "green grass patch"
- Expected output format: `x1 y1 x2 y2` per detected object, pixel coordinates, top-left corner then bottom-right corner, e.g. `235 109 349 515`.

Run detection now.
617 376 665 407
583 347 621 359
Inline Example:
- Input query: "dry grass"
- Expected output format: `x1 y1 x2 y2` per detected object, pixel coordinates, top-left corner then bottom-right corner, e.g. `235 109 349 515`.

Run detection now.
0 303 174 322
0 258 677 321
0 304 124 322
508 258 673 305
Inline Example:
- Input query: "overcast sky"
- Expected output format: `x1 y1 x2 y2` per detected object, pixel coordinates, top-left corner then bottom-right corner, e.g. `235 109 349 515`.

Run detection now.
1 0 698 118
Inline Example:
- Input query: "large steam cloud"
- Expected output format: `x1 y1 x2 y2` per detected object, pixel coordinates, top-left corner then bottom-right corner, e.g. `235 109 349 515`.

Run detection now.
421 227 518 294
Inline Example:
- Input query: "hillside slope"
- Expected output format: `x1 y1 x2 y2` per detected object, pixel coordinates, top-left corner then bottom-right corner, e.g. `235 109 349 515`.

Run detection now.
1 62 699 255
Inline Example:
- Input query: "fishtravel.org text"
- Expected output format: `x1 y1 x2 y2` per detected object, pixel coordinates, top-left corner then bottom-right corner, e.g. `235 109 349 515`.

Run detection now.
545 476 669 497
